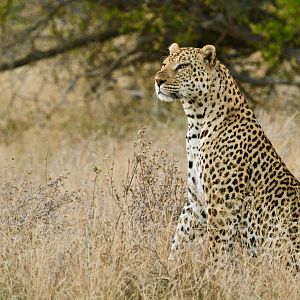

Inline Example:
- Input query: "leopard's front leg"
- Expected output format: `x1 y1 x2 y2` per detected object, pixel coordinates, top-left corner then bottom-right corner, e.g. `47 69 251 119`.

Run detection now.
168 199 207 261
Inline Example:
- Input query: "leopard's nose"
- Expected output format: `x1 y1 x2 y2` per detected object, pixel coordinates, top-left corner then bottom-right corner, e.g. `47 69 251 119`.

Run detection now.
155 78 166 87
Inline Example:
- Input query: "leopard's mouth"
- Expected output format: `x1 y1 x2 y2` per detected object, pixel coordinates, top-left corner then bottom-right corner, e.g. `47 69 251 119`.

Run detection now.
157 91 176 102
156 87 181 102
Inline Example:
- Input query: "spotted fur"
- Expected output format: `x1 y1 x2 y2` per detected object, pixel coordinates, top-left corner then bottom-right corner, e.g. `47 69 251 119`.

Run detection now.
155 43 300 267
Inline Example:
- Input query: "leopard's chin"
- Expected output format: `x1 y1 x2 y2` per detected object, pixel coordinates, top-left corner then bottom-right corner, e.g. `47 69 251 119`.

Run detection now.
155 85 180 102
156 91 176 102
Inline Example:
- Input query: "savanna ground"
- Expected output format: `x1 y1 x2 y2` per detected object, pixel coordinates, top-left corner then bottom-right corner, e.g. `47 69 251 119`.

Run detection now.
0 61 300 299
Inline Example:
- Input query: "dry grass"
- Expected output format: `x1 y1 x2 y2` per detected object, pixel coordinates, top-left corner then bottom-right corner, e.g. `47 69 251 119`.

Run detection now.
0 124 299 299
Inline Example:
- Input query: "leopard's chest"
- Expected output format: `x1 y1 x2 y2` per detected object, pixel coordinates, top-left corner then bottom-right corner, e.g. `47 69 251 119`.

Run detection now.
186 133 205 201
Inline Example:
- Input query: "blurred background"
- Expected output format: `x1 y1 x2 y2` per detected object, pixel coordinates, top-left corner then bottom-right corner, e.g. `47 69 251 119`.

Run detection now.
0 0 299 178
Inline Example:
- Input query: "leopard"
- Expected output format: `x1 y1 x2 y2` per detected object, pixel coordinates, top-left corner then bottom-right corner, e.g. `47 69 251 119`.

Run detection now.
154 43 300 268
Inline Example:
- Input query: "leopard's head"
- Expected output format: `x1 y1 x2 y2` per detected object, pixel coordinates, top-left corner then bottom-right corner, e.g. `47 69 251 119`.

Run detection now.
155 43 217 102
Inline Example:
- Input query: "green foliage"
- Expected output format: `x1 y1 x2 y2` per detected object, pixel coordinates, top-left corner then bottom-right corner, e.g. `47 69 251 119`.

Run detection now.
1 0 300 65
252 0 300 62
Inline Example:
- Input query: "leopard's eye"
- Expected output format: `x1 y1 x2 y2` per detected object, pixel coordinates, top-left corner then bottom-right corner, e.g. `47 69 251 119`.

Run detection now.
176 63 190 71
162 63 166 67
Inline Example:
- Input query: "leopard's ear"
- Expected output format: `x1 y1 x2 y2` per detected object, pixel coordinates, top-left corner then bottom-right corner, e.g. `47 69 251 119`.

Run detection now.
202 45 216 67
169 43 180 55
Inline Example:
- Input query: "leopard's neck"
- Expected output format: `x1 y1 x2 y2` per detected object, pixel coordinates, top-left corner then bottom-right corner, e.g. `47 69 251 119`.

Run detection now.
183 63 248 148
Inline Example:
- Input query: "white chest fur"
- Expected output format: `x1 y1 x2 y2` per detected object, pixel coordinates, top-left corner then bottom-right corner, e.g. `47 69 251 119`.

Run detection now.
186 130 205 202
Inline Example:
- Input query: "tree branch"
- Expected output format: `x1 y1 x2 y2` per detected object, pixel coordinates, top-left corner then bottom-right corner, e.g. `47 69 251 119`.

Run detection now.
0 29 120 72
200 13 300 63
231 70 300 87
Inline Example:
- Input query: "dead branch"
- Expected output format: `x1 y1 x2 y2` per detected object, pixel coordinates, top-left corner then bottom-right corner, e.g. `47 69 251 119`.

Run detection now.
231 70 300 87
0 29 120 72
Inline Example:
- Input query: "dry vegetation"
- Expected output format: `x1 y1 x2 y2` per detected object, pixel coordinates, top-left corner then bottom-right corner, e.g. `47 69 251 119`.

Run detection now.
0 62 300 299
